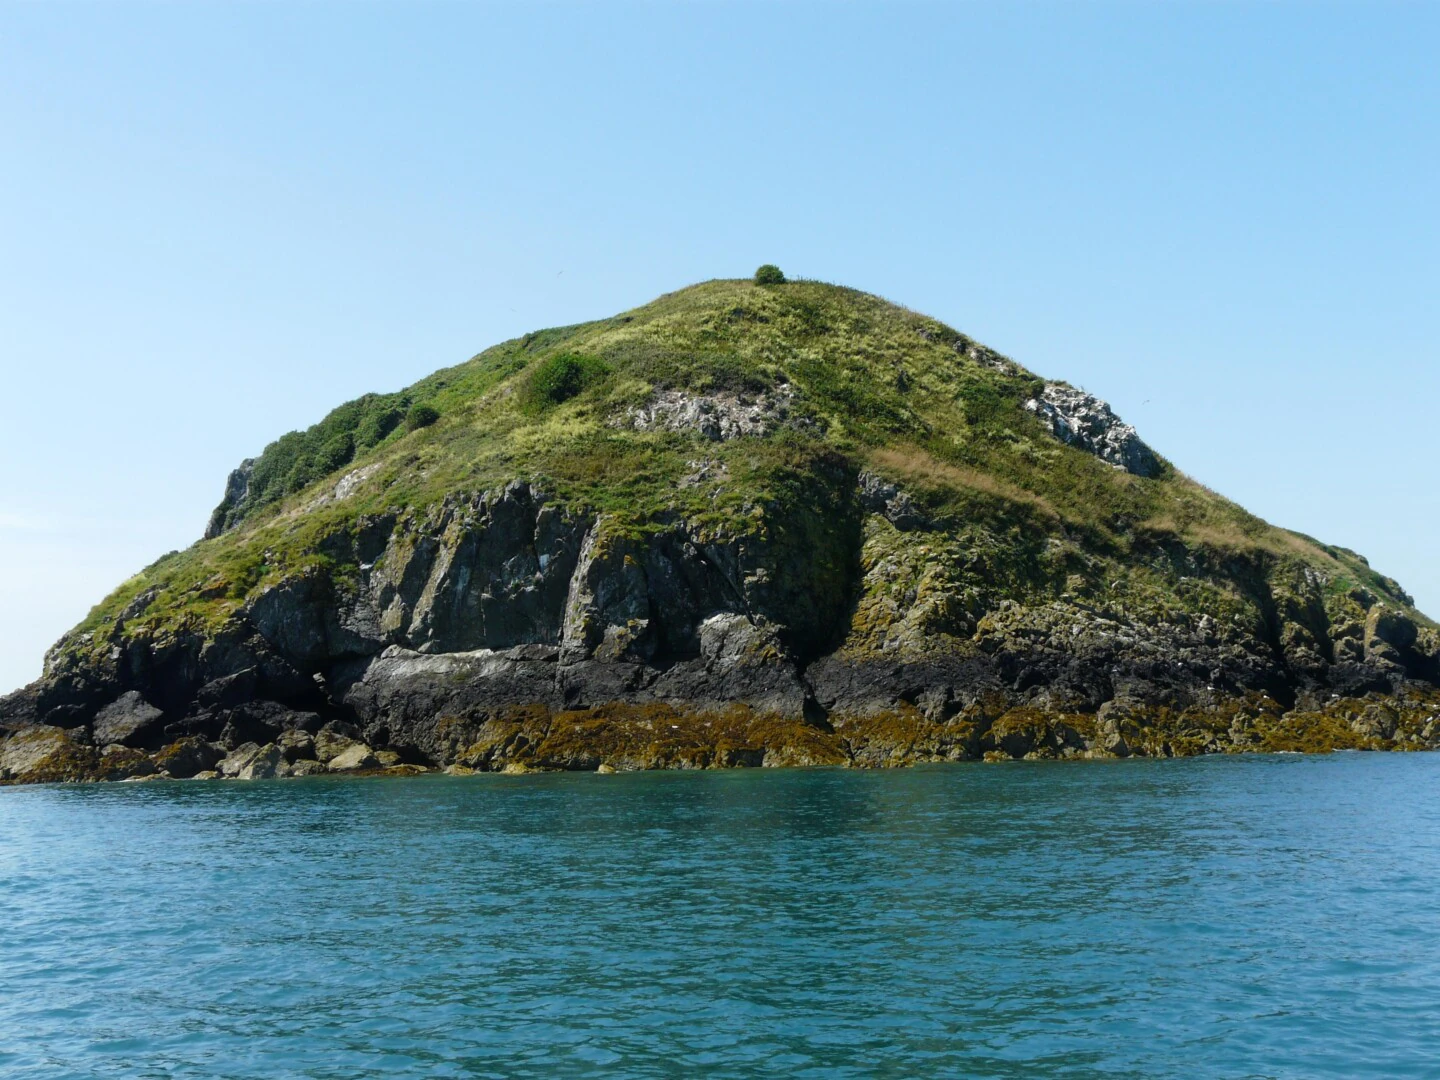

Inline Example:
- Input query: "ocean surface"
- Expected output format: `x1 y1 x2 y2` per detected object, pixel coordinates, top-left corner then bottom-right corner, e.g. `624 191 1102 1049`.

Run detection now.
3 755 1440 1079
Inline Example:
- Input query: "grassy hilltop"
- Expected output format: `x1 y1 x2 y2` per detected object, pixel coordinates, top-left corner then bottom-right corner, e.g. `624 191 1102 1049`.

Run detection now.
74 275 1418 653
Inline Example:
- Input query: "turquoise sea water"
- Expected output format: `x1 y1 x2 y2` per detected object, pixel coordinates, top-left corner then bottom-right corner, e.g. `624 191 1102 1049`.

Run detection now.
3 755 1440 1078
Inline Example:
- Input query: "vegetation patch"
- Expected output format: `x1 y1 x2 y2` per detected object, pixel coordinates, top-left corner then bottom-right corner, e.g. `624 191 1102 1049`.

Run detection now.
521 352 611 413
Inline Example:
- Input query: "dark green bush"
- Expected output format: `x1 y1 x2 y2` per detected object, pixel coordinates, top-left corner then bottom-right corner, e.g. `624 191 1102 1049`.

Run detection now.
754 264 786 285
316 432 355 472
405 404 441 431
356 407 404 449
522 352 609 413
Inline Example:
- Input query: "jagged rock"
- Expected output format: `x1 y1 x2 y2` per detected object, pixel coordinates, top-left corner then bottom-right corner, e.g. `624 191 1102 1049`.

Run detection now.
562 519 654 663
1366 605 1418 668
625 388 798 441
237 744 282 780
1025 384 1160 477
91 691 165 748
278 758 327 777
204 458 256 538
1352 703 1399 740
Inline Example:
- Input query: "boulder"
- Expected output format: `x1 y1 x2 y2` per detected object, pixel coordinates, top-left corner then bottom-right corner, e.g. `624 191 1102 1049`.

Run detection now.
218 742 258 777
278 758 327 777
1352 704 1399 740
313 722 364 764
277 728 316 762
236 743 282 780
0 726 88 782
97 746 157 781
153 736 223 779
92 691 165 748
327 743 378 772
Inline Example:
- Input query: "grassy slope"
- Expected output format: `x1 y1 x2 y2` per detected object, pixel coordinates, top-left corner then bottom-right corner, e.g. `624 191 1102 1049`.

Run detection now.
59 278 1424 667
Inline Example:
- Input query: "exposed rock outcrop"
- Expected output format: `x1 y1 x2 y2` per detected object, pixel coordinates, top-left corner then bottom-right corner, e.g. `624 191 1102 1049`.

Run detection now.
1025 384 1160 477
624 388 799 441
204 458 256 539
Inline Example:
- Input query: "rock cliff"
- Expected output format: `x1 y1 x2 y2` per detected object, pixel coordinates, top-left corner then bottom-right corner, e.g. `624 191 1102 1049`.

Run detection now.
4 276 1438 783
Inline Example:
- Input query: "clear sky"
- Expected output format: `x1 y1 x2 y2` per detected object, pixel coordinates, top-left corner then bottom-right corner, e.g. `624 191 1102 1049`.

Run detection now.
1 1 1436 693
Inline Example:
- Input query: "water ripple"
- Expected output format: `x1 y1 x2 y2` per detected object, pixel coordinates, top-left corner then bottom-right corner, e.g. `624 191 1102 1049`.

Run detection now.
4 755 1440 1077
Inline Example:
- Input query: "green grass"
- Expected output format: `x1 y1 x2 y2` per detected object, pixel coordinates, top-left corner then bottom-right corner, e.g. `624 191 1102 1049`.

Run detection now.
57 276 1431 668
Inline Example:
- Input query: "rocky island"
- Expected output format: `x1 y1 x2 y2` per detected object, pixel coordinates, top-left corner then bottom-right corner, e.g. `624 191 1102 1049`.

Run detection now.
3 272 1437 783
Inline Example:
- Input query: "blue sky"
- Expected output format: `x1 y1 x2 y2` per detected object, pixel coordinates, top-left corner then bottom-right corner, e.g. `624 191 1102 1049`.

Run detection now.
2 1 1436 692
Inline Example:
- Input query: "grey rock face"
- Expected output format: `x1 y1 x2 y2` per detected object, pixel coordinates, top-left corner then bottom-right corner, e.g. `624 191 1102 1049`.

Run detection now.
376 483 588 654
92 691 165 748
1024 384 1160 478
204 458 257 539
561 519 655 663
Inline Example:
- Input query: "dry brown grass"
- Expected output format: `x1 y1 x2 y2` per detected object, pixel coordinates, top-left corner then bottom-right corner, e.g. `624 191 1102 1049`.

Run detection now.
869 445 1060 520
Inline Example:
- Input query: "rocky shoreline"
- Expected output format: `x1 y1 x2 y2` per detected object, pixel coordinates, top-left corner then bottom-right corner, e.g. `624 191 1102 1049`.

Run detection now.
4 475 1438 786
4 691 1438 786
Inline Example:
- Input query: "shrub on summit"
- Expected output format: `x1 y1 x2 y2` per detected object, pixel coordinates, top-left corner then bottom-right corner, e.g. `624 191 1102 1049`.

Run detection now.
753 264 786 285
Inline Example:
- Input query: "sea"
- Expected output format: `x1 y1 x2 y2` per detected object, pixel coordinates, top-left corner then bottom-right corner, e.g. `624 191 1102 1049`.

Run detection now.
3 753 1439 1078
